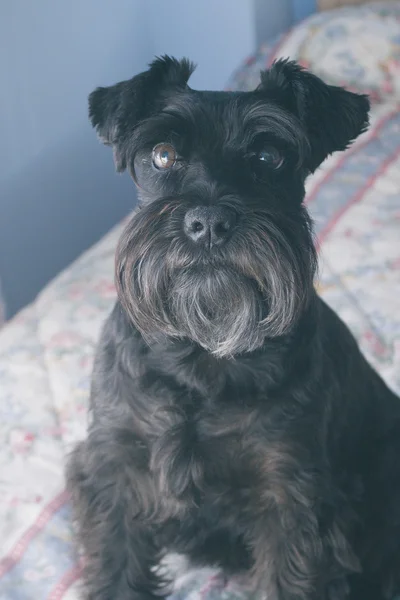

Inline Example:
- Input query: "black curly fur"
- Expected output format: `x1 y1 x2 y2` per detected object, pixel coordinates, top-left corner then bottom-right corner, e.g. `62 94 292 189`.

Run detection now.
66 57 400 600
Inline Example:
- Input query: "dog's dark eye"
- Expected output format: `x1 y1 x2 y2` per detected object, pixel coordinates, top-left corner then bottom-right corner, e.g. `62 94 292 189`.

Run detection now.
152 143 177 170
257 146 284 170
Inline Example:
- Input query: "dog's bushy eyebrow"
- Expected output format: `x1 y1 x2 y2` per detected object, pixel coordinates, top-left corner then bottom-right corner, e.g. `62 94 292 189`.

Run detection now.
239 101 310 162
162 93 205 124
135 93 226 151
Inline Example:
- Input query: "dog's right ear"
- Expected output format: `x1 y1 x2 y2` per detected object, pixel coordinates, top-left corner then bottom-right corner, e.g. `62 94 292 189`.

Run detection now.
89 56 195 171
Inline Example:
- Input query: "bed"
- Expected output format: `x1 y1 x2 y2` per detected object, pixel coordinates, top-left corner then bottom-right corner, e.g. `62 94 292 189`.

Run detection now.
1 2 400 598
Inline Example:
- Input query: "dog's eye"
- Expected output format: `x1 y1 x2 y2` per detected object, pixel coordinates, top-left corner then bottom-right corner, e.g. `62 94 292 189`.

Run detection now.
152 143 177 170
257 146 284 170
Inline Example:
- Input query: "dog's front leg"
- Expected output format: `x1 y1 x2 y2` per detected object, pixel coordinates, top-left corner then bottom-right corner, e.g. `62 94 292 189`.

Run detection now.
66 430 167 600
250 508 357 600
245 449 359 600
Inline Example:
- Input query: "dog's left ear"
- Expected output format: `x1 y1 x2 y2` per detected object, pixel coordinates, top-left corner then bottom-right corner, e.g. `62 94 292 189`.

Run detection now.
258 59 370 172
89 56 195 171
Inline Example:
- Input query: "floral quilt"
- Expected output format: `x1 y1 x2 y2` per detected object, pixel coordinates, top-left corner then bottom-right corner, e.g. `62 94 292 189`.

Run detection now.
1 24 400 600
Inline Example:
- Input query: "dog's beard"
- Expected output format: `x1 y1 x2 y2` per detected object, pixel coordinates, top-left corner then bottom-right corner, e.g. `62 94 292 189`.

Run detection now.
116 199 316 357
170 266 264 357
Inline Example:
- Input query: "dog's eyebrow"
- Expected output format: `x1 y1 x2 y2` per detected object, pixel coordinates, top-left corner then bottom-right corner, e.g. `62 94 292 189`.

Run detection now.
243 103 300 144
240 101 310 162
162 93 206 128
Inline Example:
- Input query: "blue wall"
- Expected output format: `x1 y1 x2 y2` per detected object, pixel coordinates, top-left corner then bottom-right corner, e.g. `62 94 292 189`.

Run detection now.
0 0 151 315
254 0 293 46
147 0 255 91
292 0 316 22
0 0 310 316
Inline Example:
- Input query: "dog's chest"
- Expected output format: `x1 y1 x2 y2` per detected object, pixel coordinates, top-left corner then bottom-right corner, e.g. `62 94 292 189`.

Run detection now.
150 401 259 504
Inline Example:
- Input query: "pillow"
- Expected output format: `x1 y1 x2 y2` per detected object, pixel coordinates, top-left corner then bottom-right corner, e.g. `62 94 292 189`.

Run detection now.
297 2 400 102
228 2 400 104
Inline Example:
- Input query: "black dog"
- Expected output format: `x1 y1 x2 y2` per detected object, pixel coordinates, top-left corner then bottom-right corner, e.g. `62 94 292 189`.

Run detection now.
67 56 400 600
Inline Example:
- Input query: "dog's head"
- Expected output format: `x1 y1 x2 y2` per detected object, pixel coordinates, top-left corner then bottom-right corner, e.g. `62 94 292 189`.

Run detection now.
89 56 369 357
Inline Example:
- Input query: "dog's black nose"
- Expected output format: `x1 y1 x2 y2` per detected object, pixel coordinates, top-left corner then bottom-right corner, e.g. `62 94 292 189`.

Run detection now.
184 206 236 247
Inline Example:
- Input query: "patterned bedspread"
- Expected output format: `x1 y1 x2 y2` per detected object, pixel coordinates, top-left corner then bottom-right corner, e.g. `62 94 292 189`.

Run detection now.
1 34 400 600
